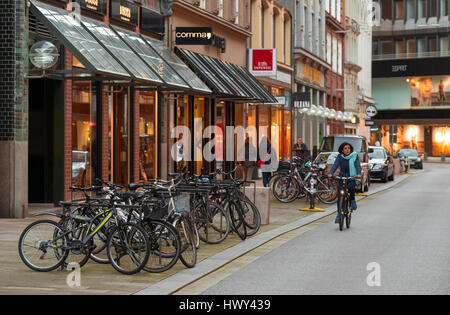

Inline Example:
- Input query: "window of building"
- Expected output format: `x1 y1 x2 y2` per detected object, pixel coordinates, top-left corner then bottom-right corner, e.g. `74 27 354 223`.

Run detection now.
325 0 329 13
139 91 156 181
327 33 332 63
72 82 94 188
406 0 415 19
143 0 160 12
381 40 394 55
382 0 393 20
430 0 438 17
417 38 426 55
373 40 379 55
395 40 405 55
200 0 206 9
219 0 224 17
332 37 337 73
441 0 449 17
418 0 426 19
331 0 336 17
337 0 341 22
337 40 342 75
407 39 416 54
428 37 438 52
440 37 449 53
395 0 405 19
235 0 239 24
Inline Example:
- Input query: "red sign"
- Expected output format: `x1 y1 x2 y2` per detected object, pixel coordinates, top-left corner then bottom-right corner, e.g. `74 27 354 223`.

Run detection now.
248 48 277 76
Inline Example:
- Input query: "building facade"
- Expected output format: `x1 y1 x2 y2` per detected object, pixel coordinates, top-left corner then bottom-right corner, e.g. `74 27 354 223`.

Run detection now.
371 0 450 156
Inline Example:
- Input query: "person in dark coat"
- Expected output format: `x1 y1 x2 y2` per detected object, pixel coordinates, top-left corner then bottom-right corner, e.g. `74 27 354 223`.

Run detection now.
327 142 362 224
258 136 277 187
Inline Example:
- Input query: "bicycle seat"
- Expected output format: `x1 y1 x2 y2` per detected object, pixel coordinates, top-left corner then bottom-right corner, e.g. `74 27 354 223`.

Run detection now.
128 183 143 191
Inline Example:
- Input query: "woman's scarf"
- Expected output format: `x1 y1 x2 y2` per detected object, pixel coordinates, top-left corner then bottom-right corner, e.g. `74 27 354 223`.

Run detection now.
341 151 358 177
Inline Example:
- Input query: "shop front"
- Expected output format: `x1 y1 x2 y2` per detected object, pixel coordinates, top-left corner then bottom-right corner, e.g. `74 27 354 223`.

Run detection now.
27 0 211 203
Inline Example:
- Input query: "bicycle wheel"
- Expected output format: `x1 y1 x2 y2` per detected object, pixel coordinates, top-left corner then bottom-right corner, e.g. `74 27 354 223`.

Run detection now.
346 198 352 229
272 176 299 203
89 221 114 264
57 218 95 269
142 219 181 273
239 198 261 236
18 220 69 272
175 216 197 268
338 197 346 231
194 201 230 244
316 177 338 204
106 222 150 275
227 200 247 240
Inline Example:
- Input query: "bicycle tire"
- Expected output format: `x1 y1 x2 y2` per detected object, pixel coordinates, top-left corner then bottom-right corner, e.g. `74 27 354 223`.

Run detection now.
239 198 261 236
142 219 181 273
227 200 247 240
338 197 345 231
346 199 352 229
272 175 299 203
175 216 197 268
56 217 93 268
18 219 69 272
106 222 150 275
193 200 230 244
316 177 338 204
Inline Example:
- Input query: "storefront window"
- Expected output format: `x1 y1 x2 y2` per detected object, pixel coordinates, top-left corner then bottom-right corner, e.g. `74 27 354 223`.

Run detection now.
72 82 94 187
139 91 156 181
283 110 292 160
271 106 282 160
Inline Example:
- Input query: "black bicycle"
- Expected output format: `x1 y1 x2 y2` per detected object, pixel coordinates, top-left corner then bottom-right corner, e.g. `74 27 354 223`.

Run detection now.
333 176 357 231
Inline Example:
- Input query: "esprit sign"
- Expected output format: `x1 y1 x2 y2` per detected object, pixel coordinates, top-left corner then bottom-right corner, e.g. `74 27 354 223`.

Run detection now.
175 27 213 45
248 49 277 77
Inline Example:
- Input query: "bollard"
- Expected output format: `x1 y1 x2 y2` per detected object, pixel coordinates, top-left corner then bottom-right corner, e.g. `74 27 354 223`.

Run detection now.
423 152 427 161
441 153 446 162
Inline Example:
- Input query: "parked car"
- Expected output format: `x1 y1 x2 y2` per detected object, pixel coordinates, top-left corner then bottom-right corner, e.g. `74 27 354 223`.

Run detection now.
397 149 423 169
315 134 370 193
368 146 395 182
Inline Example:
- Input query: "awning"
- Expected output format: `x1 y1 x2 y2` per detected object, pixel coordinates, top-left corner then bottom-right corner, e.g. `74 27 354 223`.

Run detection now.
175 48 277 103
142 36 212 94
29 0 212 94
30 0 130 79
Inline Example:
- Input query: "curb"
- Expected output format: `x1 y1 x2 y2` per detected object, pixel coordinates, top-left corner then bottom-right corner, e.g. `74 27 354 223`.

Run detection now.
134 172 414 295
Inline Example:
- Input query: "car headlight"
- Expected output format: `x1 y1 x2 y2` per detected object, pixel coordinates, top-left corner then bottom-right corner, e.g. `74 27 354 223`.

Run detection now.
372 164 383 170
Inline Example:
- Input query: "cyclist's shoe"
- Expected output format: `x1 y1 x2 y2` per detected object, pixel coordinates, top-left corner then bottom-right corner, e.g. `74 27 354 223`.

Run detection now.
351 200 357 211
335 216 340 224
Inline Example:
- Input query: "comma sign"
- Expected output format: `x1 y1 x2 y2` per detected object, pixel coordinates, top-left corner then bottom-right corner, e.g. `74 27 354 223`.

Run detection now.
175 27 213 45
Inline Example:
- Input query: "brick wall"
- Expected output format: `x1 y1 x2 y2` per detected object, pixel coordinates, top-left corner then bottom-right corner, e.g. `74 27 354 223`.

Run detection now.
64 50 72 201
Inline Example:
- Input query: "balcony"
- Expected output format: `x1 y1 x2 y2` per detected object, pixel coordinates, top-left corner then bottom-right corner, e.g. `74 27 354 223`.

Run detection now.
373 51 450 61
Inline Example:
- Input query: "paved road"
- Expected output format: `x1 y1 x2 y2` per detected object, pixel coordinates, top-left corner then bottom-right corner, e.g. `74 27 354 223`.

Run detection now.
201 163 450 295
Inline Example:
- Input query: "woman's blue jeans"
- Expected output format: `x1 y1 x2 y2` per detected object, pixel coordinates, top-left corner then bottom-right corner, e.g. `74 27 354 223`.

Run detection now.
262 172 271 187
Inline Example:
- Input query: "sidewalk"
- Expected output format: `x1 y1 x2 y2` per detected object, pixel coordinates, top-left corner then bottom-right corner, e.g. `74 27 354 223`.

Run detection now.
0 172 414 295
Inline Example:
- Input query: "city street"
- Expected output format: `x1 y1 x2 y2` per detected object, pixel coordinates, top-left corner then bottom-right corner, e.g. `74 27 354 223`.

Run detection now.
178 162 450 295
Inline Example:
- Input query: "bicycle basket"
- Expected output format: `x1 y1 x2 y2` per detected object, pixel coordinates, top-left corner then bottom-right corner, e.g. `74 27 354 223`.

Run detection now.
143 199 168 220
174 193 191 214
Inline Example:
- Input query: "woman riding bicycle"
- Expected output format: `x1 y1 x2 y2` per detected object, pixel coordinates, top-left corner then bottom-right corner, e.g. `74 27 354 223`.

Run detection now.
327 142 362 224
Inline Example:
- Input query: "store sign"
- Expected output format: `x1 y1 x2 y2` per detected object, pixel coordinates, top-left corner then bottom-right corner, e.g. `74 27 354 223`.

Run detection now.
111 0 138 25
175 27 226 53
292 92 311 109
248 48 277 77
175 27 213 45
265 96 286 106
141 7 165 33
74 0 106 15
365 119 375 126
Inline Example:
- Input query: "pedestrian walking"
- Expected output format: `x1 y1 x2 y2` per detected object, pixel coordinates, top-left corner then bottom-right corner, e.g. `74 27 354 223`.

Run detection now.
257 136 277 187
239 135 257 181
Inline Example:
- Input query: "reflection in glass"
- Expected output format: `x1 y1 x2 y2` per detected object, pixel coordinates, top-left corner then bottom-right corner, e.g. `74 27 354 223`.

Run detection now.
139 92 156 181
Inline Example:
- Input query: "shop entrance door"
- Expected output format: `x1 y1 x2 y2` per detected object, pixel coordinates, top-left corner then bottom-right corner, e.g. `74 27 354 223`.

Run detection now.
109 87 130 185
424 126 432 157
28 79 64 203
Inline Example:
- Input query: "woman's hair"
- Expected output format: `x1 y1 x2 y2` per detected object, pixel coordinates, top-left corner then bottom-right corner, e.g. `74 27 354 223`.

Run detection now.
338 142 354 154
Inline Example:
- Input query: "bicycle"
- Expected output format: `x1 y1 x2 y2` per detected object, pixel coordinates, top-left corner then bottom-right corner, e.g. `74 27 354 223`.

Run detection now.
18 198 151 275
332 176 357 231
272 162 337 205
